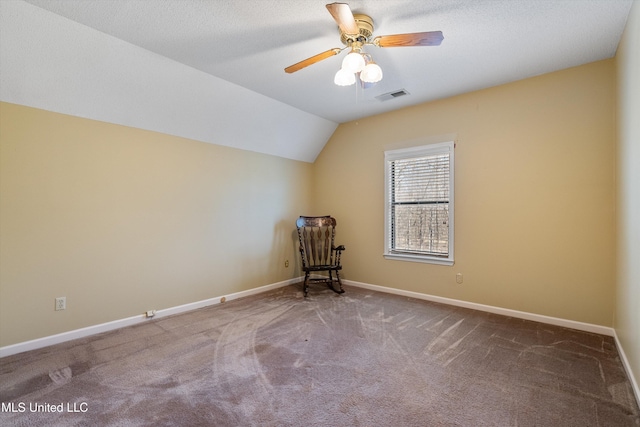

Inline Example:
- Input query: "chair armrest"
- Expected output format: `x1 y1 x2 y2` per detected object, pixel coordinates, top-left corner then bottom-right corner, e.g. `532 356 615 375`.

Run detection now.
332 245 345 266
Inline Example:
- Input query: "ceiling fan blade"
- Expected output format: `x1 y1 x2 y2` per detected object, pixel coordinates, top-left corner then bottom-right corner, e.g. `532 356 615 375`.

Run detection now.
326 3 359 35
373 31 444 47
284 48 342 74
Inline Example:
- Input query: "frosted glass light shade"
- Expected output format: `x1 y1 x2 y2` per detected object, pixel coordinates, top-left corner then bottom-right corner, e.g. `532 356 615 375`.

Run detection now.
334 68 355 86
341 52 365 73
360 63 383 83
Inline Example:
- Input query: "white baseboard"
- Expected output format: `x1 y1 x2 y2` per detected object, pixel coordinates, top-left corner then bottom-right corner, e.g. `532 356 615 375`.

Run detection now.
613 330 640 407
343 279 614 336
0 277 301 358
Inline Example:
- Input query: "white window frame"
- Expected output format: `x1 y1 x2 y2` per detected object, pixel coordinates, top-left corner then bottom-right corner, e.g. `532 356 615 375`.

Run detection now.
384 141 455 266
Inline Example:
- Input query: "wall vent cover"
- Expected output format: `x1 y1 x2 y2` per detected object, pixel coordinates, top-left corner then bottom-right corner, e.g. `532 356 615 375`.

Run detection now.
376 89 410 102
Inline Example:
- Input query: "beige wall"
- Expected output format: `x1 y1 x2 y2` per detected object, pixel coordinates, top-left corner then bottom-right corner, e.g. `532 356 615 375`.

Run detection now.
616 0 640 395
0 102 312 347
0 54 628 353
313 59 616 327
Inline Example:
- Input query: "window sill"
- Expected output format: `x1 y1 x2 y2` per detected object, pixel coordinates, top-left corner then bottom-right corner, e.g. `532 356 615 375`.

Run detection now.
384 252 454 266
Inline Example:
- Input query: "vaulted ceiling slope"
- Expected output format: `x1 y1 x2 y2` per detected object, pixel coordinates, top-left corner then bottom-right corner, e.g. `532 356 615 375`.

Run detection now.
0 1 633 162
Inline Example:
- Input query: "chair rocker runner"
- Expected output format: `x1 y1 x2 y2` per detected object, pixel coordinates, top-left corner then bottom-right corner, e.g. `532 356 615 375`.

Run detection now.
296 216 345 297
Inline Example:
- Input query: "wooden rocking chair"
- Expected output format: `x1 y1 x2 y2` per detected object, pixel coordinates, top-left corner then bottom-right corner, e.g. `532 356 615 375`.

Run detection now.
296 216 345 297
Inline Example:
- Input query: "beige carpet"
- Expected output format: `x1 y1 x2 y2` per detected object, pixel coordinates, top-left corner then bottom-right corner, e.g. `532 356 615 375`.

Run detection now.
1 284 639 426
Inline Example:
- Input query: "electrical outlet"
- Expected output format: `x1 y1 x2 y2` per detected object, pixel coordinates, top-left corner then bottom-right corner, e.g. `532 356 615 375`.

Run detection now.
456 273 463 284
55 297 66 311
284 260 289 268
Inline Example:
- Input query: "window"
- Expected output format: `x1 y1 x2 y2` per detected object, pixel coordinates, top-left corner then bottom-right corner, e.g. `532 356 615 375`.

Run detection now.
384 141 454 265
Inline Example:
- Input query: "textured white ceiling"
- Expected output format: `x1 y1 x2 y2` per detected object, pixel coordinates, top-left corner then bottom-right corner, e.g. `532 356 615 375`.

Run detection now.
0 0 633 162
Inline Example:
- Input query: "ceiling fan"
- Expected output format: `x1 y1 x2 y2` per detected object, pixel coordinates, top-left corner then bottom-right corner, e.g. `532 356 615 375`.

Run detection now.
284 2 444 86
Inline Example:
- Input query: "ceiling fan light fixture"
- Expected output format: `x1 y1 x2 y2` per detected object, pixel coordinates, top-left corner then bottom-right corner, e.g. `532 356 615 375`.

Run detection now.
341 51 365 73
334 68 356 86
360 62 383 83
285 4 443 91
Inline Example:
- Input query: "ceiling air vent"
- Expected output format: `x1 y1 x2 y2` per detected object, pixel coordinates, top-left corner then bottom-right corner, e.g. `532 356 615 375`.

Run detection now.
375 89 410 102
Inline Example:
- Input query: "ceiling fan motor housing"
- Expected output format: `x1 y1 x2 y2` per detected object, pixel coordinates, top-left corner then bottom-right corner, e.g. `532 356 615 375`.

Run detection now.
340 14 374 45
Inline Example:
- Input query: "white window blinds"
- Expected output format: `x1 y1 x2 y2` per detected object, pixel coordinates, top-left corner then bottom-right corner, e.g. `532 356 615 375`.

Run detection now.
384 141 454 265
